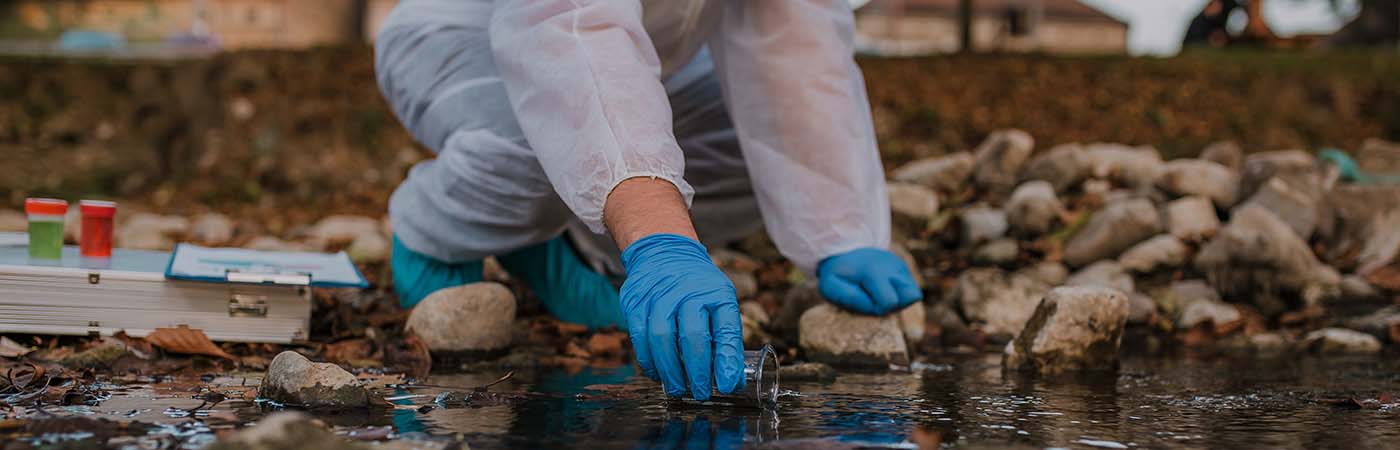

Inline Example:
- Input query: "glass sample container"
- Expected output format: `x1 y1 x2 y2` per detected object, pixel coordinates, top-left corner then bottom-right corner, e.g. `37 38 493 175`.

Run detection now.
25 198 68 260
680 344 780 409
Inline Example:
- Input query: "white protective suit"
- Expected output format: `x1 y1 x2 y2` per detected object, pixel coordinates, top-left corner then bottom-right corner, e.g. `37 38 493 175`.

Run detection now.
376 0 890 274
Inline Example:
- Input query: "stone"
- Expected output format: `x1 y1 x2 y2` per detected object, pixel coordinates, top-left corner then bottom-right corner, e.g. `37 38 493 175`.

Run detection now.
740 301 770 327
1338 275 1386 306
1355 209 1400 275
971 129 1036 194
1063 198 1162 267
887 182 940 228
960 205 1009 245
972 238 1020 267
1299 328 1382 355
405 283 515 355
60 341 132 369
1126 293 1157 325
722 268 758 300
1082 143 1165 188
890 242 924 288
1165 196 1220 243
1235 176 1319 239
308 215 381 247
1175 298 1240 330
1344 306 1400 340
259 351 369 409
1019 143 1088 193
1356 138 1400 174
244 236 313 252
191 213 235 246
951 268 1052 337
116 212 190 250
1005 180 1063 236
1118 234 1188 273
1081 179 1113 205
741 301 773 348
710 249 762 273
122 212 191 237
779 362 837 381
0 209 24 232
346 232 390 263
1018 261 1069 286
1003 287 1129 375
891 152 975 193
1066 261 1134 295
897 302 927 343
799 304 908 368
1194 205 1340 315
1238 149 1318 201
775 282 825 341
1247 332 1291 354
1199 141 1243 172
208 411 357 450
1156 159 1240 207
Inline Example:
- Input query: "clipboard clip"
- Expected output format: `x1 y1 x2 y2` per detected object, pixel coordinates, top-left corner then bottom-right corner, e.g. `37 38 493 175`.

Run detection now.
225 268 311 286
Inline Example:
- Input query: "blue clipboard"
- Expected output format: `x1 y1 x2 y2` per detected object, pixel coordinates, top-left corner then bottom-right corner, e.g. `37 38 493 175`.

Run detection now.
164 244 368 288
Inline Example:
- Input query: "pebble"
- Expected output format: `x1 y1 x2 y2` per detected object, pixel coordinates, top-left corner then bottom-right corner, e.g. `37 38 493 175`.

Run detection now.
960 205 1009 245
1238 149 1318 201
1019 142 1088 193
1194 205 1340 315
779 362 837 382
891 151 975 193
405 283 515 356
259 351 369 409
1165 196 1220 243
308 215 381 247
1176 298 1241 330
897 301 927 343
346 232 390 263
952 268 1052 338
207 411 354 450
244 236 313 252
1083 143 1165 188
887 182 940 228
1199 141 1243 172
0 209 24 232
1017 261 1069 286
1005 180 1063 236
971 129 1036 194
1157 159 1240 207
1004 286 1129 375
1235 176 1319 239
1127 292 1157 325
1118 234 1188 273
972 238 1020 267
1299 328 1382 355
1064 197 1161 267
1066 260 1135 295
799 304 908 368
890 242 925 288
191 213 235 246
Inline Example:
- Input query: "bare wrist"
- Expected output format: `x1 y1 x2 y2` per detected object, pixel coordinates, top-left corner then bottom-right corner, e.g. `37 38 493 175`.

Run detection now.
603 177 699 249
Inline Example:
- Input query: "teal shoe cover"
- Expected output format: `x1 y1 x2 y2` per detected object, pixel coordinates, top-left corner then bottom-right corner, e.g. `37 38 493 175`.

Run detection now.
391 234 623 329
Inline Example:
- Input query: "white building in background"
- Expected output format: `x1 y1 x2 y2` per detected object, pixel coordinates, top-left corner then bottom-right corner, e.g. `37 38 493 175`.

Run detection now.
855 0 1129 55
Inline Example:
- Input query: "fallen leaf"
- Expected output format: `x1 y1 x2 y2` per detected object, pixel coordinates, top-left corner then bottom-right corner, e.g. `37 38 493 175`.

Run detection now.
144 325 235 360
322 339 375 363
0 336 32 358
587 333 625 359
564 341 591 359
1365 265 1400 291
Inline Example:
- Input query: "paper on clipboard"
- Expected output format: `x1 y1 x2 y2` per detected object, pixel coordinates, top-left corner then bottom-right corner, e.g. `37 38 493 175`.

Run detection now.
166 244 368 288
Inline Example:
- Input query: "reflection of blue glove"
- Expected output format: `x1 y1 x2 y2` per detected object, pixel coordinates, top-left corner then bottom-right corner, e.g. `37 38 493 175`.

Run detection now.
620 234 745 401
817 248 923 316
641 417 746 450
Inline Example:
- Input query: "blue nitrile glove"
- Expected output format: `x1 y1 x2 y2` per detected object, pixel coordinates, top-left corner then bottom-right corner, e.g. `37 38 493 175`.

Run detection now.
620 234 745 401
816 248 923 316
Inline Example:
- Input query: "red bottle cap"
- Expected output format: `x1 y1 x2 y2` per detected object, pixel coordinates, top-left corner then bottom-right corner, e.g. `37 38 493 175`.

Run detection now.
24 198 68 215
79 200 118 218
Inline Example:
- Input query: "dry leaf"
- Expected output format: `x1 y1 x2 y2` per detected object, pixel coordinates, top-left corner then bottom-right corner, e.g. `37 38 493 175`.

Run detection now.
322 339 375 363
0 336 32 358
145 325 235 360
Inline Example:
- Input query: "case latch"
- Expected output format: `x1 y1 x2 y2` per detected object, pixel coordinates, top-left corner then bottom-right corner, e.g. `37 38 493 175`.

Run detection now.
228 292 269 317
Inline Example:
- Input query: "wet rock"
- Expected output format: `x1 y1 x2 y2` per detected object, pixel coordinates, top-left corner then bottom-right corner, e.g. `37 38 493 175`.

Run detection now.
898 301 927 343
779 362 837 381
1118 235 1188 273
1339 275 1384 304
1176 298 1240 330
346 232 389 263
1003 287 1129 375
1018 261 1069 286
725 269 759 300
1194 205 1340 315
1081 179 1113 205
1344 306 1400 340
1238 149 1318 201
1005 180 1063 236
1162 280 1222 311
960 205 1009 245
1064 198 1162 267
0 209 24 232
308 215 381 247
406 283 515 356
1356 138 1400 174
952 268 1052 337
1299 328 1382 355
259 351 369 409
775 282 825 341
1019 143 1088 192
1218 332 1291 356
1126 293 1157 325
887 182 940 229
891 151 975 193
191 213 235 246
741 301 773 348
890 242 924 288
972 238 1020 267
971 129 1035 194
799 304 908 368
1235 176 1319 239
208 411 356 450
1199 141 1243 172
1355 209 1400 275
60 341 132 369
1083 143 1165 188
1165 196 1220 243
1157 159 1239 207
1066 261 1134 295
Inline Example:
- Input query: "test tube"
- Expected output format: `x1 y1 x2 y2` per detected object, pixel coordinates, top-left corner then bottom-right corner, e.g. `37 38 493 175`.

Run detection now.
680 344 780 409
79 200 116 258
25 198 67 260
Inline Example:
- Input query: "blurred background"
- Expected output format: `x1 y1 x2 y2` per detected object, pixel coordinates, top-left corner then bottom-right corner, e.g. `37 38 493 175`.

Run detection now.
0 0 1395 241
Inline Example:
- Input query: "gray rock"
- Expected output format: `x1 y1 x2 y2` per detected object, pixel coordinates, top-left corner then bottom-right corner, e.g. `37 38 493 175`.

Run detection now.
892 152 975 193
1118 234 1189 273
775 282 825 341
405 283 515 355
122 212 191 237
1157 159 1240 207
208 411 358 450
1355 209 1400 275
1238 149 1319 201
346 232 390 263
972 238 1020 267
1005 180 1063 236
116 212 190 250
1165 196 1220 243
191 213 235 246
1299 328 1382 354
308 215 381 247
952 268 1052 337
799 304 908 368
1343 305 1400 340
1357 138 1400 174
897 302 927 343
1064 198 1162 267
1176 298 1241 330
725 269 759 300
1127 293 1157 325
1017 261 1069 286
740 301 771 327
259 351 369 409
1003 287 1129 375
1020 143 1089 193
741 301 773 349
1247 332 1292 355
960 205 1009 245
244 236 314 252
1194 205 1340 315
1081 179 1113 204
1235 176 1320 240
0 209 24 232
1066 260 1134 295
1083 143 1165 188
115 227 175 251
779 362 837 381
890 242 925 288
971 129 1036 194
1200 141 1243 172
887 182 940 229
1339 275 1385 305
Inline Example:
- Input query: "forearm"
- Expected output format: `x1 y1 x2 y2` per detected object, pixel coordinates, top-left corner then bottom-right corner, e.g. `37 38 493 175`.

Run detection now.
604 178 699 250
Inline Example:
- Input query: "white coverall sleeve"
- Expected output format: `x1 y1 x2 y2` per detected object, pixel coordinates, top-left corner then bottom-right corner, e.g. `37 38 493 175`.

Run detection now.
708 0 891 273
488 0 693 234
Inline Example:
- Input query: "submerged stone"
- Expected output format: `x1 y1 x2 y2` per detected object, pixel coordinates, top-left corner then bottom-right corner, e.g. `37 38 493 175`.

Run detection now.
1004 287 1129 375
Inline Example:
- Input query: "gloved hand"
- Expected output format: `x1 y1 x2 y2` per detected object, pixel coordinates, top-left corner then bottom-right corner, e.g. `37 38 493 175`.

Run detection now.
620 234 745 401
817 248 923 316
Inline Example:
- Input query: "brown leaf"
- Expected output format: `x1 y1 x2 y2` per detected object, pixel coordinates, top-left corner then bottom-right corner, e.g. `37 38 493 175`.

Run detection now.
322 339 375 364
110 331 155 359
0 336 32 358
384 331 431 379
144 325 235 360
587 333 625 359
564 341 591 359
1365 265 1400 291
